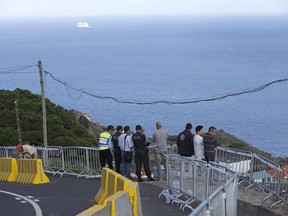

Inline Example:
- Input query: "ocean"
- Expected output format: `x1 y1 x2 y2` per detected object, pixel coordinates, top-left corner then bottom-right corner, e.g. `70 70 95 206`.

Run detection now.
0 15 288 157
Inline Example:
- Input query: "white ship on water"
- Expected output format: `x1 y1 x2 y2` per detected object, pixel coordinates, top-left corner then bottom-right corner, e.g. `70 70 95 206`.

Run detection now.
77 22 90 28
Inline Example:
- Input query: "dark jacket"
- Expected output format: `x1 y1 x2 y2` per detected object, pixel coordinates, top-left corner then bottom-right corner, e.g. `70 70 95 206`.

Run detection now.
203 133 219 157
112 132 122 151
177 129 194 156
132 132 148 153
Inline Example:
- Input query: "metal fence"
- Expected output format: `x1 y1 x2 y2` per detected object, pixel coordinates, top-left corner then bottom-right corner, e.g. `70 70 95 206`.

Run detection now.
1 145 287 213
158 146 287 215
0 145 160 178
216 146 288 208
159 154 238 215
191 177 238 216
0 146 102 178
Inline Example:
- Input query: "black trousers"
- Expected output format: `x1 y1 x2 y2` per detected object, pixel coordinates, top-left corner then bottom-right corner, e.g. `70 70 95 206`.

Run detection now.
114 149 122 174
99 149 113 170
135 150 152 179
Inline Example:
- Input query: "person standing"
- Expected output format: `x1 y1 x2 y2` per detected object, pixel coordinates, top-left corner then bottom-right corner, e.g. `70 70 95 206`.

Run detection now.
98 125 114 170
177 123 194 157
152 121 168 181
193 125 205 160
132 125 155 182
203 126 220 163
111 125 123 174
16 143 38 159
118 126 134 179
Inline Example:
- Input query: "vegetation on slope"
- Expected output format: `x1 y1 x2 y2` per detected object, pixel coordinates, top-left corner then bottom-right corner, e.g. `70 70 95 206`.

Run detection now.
1 88 287 165
0 89 97 147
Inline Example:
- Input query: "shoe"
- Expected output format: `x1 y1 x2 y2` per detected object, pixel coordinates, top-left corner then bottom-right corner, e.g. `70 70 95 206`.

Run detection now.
148 177 155 181
137 178 144 182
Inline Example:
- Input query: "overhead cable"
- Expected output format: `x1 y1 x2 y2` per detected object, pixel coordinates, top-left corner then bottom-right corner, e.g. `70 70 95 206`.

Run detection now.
44 70 288 105
0 64 38 74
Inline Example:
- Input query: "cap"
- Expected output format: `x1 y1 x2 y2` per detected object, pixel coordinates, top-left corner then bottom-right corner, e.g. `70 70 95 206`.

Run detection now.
156 121 162 127
16 144 23 152
107 125 115 131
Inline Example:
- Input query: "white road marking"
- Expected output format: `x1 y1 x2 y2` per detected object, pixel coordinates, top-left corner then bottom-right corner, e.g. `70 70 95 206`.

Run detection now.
21 200 27 203
15 197 21 200
0 190 42 216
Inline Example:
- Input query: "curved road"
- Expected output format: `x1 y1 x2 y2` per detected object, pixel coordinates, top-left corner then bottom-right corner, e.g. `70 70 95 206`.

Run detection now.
0 174 190 216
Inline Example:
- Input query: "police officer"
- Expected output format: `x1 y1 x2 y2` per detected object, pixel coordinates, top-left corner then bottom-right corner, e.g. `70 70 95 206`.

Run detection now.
177 123 194 157
98 125 115 170
132 125 155 182
111 125 123 174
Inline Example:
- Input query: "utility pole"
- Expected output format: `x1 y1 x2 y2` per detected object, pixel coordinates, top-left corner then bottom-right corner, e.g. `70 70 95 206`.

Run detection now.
14 100 22 144
38 60 48 149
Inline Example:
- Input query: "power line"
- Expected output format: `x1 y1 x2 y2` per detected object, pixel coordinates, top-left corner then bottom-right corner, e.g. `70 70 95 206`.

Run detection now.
0 71 38 75
0 64 37 74
1 64 287 105
43 70 288 105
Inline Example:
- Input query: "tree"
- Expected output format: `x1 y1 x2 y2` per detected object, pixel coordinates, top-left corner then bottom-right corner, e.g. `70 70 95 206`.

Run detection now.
0 89 96 146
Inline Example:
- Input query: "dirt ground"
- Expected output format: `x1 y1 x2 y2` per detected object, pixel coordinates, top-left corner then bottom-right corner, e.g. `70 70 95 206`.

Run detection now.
237 183 288 216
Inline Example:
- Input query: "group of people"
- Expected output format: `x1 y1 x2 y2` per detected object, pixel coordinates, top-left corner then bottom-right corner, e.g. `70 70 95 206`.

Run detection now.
14 121 221 181
177 123 221 163
98 122 168 182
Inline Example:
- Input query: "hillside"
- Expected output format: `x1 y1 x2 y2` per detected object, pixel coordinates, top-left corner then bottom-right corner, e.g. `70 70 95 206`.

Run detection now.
1 88 287 165
167 130 287 165
0 89 97 147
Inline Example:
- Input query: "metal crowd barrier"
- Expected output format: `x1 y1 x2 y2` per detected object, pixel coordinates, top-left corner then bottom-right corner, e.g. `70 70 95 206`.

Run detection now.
246 154 281 194
1 145 287 210
216 146 253 184
273 168 288 207
42 147 102 178
2 146 159 179
0 144 175 179
0 146 102 178
0 146 18 158
190 177 238 216
159 154 238 214
216 146 288 207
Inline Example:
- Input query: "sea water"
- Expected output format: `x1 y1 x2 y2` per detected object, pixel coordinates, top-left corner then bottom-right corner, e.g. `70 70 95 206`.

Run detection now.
0 15 288 157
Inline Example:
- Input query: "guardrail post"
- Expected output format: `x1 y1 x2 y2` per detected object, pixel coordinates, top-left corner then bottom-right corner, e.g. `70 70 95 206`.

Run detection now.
85 148 90 172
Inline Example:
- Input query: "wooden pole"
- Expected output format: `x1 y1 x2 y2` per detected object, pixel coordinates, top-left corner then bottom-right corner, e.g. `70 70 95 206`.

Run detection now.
14 100 22 144
38 60 48 149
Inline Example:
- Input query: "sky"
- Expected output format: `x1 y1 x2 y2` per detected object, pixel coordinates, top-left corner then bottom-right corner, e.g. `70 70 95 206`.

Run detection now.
1 0 288 17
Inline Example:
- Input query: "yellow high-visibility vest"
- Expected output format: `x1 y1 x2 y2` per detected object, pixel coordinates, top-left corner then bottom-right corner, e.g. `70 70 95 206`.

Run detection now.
98 131 111 150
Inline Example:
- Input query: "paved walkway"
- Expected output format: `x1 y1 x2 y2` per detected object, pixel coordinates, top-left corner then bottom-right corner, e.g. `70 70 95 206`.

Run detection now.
0 174 191 216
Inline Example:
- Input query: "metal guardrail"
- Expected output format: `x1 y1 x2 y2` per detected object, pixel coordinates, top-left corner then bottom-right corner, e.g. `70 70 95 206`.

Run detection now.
159 146 287 215
159 154 238 214
1 145 287 213
190 177 238 216
0 146 102 178
216 146 288 207
273 168 288 208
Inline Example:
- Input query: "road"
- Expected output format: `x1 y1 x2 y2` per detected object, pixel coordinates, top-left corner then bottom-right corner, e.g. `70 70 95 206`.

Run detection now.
0 174 191 216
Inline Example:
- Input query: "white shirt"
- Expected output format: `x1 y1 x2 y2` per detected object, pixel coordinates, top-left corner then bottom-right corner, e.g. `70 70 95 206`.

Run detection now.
193 134 204 160
22 145 38 159
118 134 134 152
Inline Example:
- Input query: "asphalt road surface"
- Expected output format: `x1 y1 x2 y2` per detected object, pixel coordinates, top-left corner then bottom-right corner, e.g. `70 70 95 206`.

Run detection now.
0 174 191 216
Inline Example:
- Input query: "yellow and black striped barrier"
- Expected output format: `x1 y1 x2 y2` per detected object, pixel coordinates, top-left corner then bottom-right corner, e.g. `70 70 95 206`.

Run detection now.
0 158 18 182
15 159 49 184
78 168 143 216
